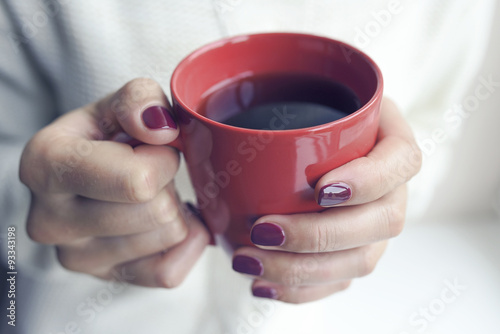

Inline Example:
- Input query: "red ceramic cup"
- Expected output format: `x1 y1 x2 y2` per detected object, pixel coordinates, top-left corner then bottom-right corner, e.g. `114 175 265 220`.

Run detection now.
170 33 383 252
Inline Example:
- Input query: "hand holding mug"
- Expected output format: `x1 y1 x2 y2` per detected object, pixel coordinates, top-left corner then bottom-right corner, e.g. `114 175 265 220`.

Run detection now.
235 98 422 303
20 78 210 288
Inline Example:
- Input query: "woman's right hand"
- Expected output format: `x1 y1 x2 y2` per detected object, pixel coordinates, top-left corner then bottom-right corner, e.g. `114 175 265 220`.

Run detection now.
19 78 210 287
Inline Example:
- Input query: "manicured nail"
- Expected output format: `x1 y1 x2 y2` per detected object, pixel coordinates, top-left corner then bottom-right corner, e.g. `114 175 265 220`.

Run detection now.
318 182 352 206
252 286 278 299
142 106 177 129
232 255 263 276
251 222 285 246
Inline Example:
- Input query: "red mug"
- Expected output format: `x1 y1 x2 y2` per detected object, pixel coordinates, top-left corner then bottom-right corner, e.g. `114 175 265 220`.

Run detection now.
170 33 383 252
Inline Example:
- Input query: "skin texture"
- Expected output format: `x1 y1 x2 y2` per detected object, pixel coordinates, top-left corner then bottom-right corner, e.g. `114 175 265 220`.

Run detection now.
19 78 422 303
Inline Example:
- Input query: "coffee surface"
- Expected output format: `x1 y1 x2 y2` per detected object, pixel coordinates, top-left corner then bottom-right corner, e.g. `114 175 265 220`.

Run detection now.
198 72 361 130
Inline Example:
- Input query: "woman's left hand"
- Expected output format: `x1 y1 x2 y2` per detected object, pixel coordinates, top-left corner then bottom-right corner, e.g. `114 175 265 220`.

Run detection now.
232 98 422 303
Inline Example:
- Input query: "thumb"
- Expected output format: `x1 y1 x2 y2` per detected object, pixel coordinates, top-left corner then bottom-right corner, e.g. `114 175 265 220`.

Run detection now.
96 78 179 145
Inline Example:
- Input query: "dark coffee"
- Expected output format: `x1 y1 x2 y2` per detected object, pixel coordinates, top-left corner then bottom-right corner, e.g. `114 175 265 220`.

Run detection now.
198 72 361 130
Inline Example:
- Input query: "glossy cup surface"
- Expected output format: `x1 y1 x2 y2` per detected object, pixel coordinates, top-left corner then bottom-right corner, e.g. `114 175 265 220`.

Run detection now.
171 33 383 252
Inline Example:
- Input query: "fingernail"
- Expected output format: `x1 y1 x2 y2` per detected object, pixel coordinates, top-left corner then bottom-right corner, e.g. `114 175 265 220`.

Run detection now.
318 182 352 206
251 222 285 246
142 106 177 129
232 255 263 276
252 286 278 299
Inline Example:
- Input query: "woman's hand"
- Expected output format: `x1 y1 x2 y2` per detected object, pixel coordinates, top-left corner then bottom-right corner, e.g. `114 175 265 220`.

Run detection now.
20 78 210 288
232 98 422 303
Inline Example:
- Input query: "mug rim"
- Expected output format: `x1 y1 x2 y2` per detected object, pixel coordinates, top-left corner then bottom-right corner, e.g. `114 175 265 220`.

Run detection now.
171 32 383 135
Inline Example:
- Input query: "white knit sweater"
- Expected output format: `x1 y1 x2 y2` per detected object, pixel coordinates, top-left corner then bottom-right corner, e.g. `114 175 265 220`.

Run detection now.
0 1 498 333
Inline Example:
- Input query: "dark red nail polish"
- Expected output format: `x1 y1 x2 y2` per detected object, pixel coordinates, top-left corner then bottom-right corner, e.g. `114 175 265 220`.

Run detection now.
251 222 285 246
232 255 263 276
318 182 352 206
142 106 177 129
252 286 278 299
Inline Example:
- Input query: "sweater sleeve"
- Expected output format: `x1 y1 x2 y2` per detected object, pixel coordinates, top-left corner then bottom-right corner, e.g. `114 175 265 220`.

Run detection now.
0 2 58 268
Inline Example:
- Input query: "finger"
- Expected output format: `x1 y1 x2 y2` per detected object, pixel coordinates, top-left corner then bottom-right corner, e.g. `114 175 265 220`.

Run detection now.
233 241 388 286
314 98 422 207
251 279 352 303
107 214 210 288
24 134 180 202
55 201 191 275
93 77 179 145
27 183 185 244
20 78 180 201
250 185 406 252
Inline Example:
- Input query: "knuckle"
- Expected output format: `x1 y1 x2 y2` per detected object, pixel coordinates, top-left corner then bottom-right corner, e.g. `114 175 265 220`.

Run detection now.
375 204 393 236
154 191 180 225
122 78 160 103
19 142 36 188
149 193 188 248
30 221 79 246
124 168 158 203
57 244 99 274
400 139 423 181
27 200 84 244
388 203 406 238
312 219 338 253
356 246 379 277
26 217 48 244
282 266 304 286
363 157 386 199
286 296 305 305
409 142 423 176
378 201 406 239
56 246 79 272
170 218 189 244
25 205 60 244
156 268 183 289
189 220 210 245
340 280 352 291
278 287 303 304
156 218 188 250
20 129 61 192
